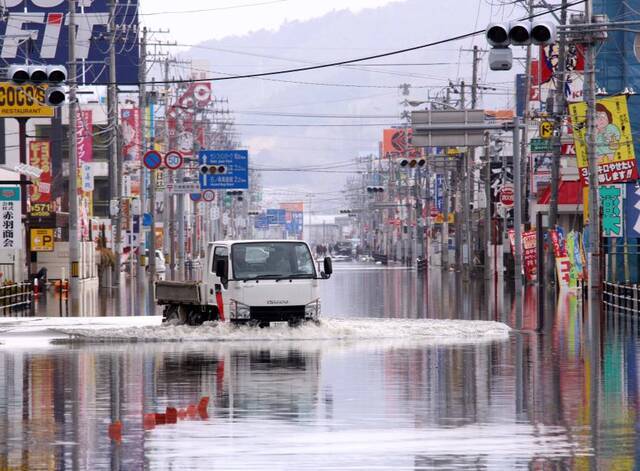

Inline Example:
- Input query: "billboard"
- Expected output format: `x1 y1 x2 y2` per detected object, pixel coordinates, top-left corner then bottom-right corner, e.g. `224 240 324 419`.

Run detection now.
530 44 585 108
569 96 638 185
0 0 139 85
382 128 414 158
29 140 52 217
167 82 212 156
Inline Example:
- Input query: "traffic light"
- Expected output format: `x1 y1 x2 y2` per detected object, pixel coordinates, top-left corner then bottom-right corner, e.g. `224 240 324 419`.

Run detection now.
6 64 68 106
226 190 243 201
366 186 384 193
486 21 556 47
398 157 425 168
486 21 556 71
200 164 227 175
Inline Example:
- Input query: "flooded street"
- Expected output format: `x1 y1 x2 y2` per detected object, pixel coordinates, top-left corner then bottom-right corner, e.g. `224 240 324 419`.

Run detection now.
0 263 638 469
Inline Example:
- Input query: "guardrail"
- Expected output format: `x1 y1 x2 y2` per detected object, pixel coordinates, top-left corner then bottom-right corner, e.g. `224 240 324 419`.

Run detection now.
0 282 33 315
603 281 640 314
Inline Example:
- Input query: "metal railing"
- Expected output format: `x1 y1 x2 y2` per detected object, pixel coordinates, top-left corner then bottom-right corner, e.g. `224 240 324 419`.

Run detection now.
0 282 33 315
603 281 640 314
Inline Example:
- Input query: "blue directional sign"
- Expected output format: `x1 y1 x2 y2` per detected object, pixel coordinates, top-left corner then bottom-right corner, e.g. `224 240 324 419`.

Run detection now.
435 175 443 212
266 209 286 225
199 150 249 190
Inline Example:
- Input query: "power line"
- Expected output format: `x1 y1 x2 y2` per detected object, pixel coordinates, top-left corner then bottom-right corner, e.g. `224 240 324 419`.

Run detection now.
111 0 586 86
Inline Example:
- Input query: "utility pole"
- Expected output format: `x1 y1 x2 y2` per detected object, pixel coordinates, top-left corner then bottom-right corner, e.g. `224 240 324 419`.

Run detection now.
469 46 480 278
108 0 120 287
584 0 601 330
484 134 492 281
137 27 148 287
521 0 534 225
513 115 523 329
68 0 80 310
548 0 569 285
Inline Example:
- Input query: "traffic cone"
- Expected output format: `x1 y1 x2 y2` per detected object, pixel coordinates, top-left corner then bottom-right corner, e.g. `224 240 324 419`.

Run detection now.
178 408 187 420
166 407 178 424
143 413 156 430
186 404 196 418
108 421 122 442
155 413 166 425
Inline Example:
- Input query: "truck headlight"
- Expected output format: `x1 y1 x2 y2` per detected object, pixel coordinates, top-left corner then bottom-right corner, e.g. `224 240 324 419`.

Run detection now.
305 299 321 319
230 300 250 319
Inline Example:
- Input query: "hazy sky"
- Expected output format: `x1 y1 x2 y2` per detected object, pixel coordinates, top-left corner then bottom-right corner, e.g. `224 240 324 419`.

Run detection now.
140 0 402 45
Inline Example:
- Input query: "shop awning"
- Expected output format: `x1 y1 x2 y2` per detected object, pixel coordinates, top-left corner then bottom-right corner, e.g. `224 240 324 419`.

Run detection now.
537 180 582 205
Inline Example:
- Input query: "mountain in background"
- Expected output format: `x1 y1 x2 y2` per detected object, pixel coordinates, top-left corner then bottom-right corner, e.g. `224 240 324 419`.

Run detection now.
179 0 516 208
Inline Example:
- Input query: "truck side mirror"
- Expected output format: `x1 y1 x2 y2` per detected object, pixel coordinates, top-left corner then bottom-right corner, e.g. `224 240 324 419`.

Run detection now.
215 259 228 279
323 256 333 278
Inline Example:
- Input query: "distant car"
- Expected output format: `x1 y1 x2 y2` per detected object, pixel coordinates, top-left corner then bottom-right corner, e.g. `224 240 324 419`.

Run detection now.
332 254 351 262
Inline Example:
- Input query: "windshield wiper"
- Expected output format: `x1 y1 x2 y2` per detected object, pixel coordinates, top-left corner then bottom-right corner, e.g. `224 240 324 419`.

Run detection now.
275 274 314 281
241 274 282 282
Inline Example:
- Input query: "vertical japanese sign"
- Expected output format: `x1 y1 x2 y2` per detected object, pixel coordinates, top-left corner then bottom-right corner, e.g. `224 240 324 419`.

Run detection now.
600 184 624 237
508 229 538 281
28 140 52 217
0 187 21 249
569 96 638 185
121 108 141 196
77 110 93 240
625 182 640 238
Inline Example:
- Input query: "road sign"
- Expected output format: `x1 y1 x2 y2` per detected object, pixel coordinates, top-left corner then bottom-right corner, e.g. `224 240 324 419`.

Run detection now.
0 83 54 118
202 190 216 202
142 213 152 227
164 150 183 170
499 183 515 208
143 150 162 170
167 181 201 194
539 120 553 139
530 138 552 152
30 228 54 252
411 110 486 147
199 150 249 190
190 193 202 202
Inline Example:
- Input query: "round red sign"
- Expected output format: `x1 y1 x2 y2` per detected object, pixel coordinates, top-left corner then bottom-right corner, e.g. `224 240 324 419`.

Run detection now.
500 184 515 208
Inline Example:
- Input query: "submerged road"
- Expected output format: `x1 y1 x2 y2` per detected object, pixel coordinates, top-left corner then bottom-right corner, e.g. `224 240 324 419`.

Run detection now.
0 262 634 469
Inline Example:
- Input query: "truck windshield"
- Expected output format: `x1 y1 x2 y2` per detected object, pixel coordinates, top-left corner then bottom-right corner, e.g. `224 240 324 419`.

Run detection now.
231 242 315 280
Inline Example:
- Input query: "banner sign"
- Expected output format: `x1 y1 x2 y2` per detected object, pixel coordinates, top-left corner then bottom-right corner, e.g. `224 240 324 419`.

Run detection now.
0 0 139 85
508 229 537 281
28 140 52 217
569 96 638 185
0 83 54 118
0 187 21 249
600 184 624 237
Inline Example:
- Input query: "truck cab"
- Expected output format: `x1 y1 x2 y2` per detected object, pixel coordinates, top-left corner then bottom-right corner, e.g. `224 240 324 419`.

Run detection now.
156 240 333 327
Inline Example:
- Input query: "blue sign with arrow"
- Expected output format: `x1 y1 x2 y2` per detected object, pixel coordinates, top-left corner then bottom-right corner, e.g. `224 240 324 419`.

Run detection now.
199 150 249 190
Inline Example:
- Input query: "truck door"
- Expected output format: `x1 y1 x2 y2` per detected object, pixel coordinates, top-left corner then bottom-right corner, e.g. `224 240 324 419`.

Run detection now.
212 246 229 313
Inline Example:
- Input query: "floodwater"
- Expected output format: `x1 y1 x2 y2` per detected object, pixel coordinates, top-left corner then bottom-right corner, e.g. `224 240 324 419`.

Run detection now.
0 263 638 469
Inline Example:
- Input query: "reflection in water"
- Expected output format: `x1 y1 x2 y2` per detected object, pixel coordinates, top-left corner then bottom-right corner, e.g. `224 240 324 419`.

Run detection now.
2 265 640 468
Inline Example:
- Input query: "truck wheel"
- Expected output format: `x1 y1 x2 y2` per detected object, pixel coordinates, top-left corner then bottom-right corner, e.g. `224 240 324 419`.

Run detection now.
163 305 187 325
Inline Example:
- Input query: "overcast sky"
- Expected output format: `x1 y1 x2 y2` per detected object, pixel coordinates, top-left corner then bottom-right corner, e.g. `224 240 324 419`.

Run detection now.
139 0 402 46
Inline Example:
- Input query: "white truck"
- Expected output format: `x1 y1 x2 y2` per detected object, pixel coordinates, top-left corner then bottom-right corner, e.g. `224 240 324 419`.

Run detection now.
155 240 333 326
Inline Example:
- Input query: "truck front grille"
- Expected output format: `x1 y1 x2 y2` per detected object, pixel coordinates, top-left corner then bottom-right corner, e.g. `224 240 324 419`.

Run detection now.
250 305 305 321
